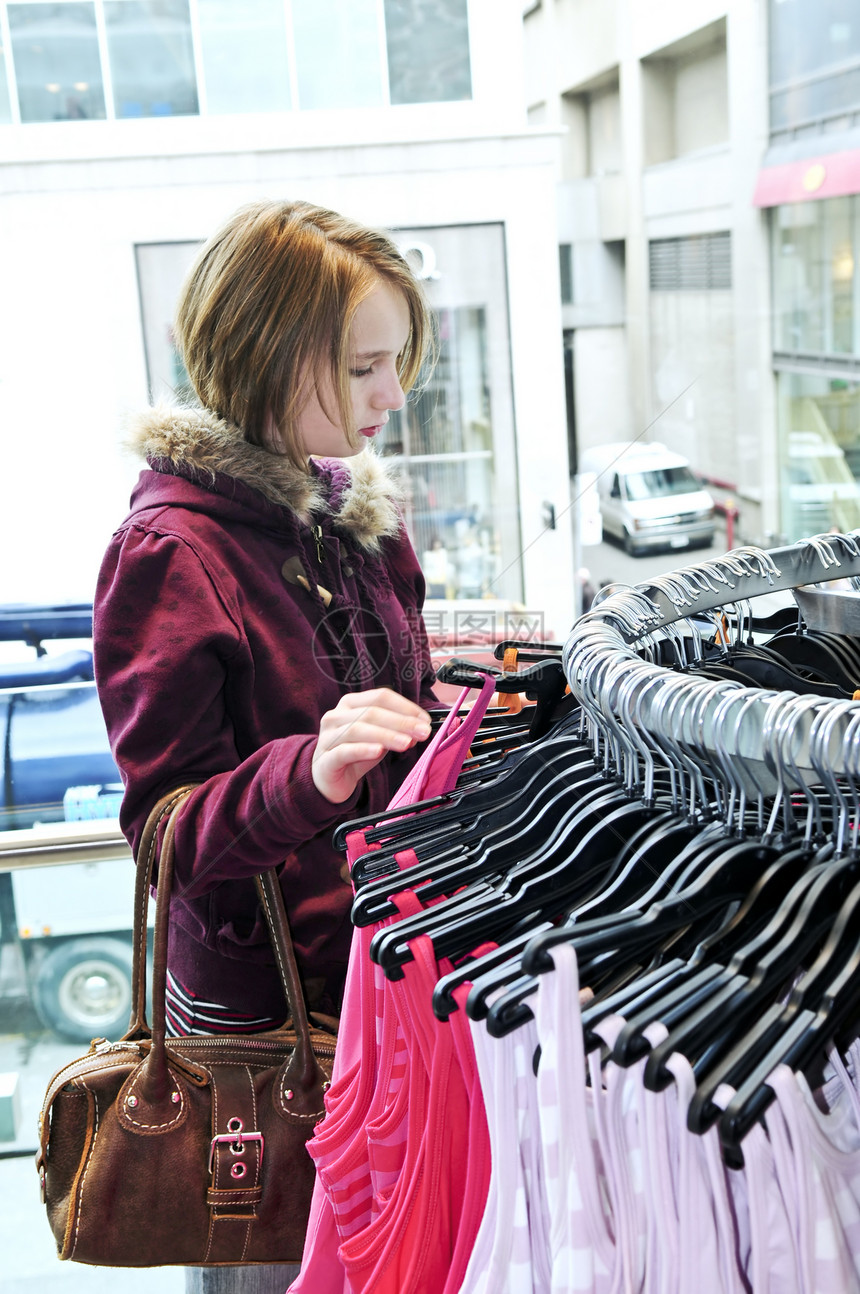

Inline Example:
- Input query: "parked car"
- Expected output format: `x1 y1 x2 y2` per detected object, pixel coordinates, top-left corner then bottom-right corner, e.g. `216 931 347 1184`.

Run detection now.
579 441 716 556
0 603 140 1043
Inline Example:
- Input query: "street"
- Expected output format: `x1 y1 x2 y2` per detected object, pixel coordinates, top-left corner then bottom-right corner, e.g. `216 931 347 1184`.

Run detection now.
578 527 730 608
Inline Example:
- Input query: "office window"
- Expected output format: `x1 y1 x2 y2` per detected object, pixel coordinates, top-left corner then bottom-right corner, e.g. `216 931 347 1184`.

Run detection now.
1 0 475 121
385 0 471 105
291 0 384 111
198 0 291 115
8 2 106 122
773 196 860 358
104 0 197 118
770 0 860 132
771 0 860 88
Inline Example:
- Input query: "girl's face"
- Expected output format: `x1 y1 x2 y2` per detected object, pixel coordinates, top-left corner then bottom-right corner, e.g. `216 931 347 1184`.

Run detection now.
296 279 411 460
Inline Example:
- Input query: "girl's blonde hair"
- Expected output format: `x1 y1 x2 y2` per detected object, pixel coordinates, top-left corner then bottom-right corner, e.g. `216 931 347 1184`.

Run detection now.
174 199 434 469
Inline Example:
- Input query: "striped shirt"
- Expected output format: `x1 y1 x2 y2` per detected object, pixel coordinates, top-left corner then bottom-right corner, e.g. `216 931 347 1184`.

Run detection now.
165 969 281 1037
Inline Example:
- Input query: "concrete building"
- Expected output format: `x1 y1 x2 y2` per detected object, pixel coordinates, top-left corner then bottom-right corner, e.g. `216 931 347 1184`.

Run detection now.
524 0 860 548
0 0 576 633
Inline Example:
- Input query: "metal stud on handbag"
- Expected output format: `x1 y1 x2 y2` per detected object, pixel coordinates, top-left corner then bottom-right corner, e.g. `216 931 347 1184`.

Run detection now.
36 785 338 1267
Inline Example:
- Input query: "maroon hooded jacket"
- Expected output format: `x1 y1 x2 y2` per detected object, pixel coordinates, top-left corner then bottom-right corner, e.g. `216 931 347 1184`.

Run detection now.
93 405 438 1019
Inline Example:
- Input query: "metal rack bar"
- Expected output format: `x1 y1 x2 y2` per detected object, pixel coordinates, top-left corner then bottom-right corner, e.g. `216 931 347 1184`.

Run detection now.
562 535 860 784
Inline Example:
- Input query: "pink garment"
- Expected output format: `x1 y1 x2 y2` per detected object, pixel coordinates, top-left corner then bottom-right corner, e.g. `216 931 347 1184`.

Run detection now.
444 981 495 1294
457 990 538 1294
591 1013 657 1294
663 1053 748 1294
385 674 497 810
338 926 474 1292
291 674 496 1294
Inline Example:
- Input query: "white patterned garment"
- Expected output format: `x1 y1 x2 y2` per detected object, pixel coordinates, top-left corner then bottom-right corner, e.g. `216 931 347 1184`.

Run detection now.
591 1016 667 1294
513 1013 553 1292
535 944 615 1293
765 1044 860 1294
708 1081 798 1293
456 990 537 1294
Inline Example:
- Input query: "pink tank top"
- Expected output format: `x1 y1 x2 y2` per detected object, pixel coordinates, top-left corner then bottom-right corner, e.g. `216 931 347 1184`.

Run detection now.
290 676 496 1293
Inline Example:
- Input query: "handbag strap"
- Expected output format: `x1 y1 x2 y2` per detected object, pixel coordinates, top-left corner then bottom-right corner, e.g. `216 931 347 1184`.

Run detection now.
128 784 198 1037
126 787 320 1076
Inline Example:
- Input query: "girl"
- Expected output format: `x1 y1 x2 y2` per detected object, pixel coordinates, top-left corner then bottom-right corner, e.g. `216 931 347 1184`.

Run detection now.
93 199 440 1291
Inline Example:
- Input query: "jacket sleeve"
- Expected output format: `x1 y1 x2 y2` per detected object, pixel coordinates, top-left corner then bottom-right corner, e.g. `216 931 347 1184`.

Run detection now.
93 524 361 900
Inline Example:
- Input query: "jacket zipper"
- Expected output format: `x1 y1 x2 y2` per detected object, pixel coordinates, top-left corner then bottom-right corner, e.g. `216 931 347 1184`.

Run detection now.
312 524 325 564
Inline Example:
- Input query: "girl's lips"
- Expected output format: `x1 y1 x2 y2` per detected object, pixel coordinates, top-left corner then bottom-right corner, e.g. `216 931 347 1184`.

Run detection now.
359 425 383 438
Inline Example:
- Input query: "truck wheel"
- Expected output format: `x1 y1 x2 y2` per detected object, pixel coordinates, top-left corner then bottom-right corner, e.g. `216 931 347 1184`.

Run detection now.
32 937 134 1044
623 530 641 556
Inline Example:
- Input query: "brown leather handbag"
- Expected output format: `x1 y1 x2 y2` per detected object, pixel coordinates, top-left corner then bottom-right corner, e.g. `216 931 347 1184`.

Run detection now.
36 786 338 1267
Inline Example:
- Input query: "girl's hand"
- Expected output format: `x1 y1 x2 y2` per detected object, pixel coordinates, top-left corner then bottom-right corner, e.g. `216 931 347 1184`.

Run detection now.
311 688 432 804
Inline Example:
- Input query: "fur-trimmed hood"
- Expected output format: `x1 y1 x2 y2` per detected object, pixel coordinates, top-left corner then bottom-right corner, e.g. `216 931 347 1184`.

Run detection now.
124 403 405 552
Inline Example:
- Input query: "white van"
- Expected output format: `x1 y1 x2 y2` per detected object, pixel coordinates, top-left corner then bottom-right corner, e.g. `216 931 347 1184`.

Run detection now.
580 441 716 556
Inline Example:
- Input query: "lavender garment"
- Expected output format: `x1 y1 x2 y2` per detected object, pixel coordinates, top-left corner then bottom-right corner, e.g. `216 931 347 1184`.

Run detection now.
766 1051 860 1294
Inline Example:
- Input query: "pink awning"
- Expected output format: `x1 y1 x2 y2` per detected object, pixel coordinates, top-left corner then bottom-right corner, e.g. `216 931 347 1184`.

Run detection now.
753 148 860 207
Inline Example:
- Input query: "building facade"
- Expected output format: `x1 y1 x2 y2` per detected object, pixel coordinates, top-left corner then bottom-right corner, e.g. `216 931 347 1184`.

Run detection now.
1 0 576 633
524 0 860 548
756 0 860 541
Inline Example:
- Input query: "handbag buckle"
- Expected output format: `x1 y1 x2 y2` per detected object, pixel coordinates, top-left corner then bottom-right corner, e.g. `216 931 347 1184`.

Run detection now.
208 1117 264 1175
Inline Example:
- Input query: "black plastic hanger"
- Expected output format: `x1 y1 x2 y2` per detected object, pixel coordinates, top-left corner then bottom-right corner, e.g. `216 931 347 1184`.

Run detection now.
342 707 593 866
349 740 607 923
600 839 818 1065
763 628 860 694
716 867 860 1168
639 846 853 1093
368 779 671 979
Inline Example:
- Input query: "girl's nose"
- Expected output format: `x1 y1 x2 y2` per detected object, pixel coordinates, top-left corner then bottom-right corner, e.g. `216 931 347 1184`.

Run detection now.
374 368 406 411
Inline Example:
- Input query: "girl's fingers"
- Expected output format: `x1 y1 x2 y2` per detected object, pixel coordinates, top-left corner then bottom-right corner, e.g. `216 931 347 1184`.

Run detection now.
311 687 434 804
320 706 430 746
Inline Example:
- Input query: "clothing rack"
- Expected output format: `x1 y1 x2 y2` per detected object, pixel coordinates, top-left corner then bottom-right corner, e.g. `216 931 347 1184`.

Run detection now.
562 533 860 793
293 533 860 1292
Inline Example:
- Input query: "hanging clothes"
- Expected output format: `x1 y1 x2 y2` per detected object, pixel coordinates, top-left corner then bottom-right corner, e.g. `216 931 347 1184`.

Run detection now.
293 531 860 1294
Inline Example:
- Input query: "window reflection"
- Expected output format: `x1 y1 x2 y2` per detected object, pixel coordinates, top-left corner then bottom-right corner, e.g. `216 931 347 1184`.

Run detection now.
0 682 119 834
777 373 860 541
773 197 859 358
770 0 860 87
769 0 860 131
104 0 197 118
380 222 521 605
8 2 106 123
1 0 473 120
385 0 471 105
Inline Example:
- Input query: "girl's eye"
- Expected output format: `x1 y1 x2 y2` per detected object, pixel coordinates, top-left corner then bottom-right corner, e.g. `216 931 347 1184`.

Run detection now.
350 366 373 378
